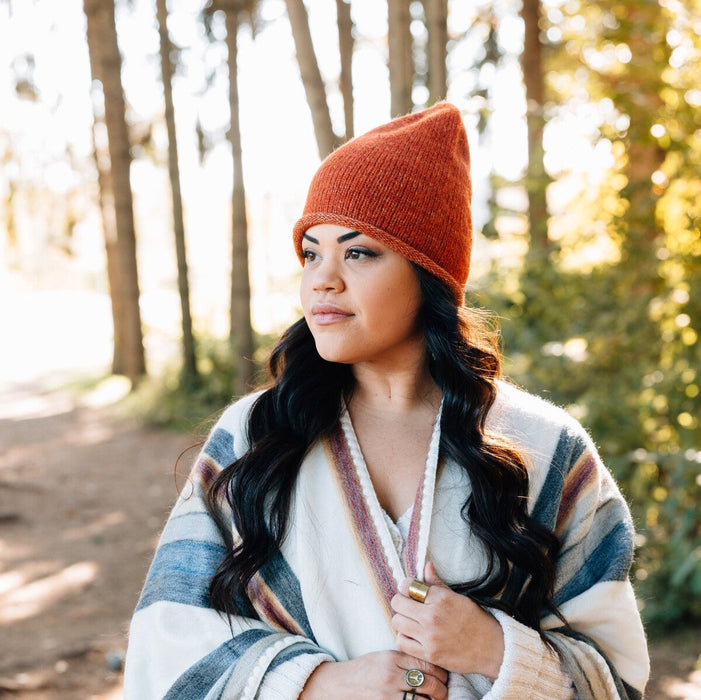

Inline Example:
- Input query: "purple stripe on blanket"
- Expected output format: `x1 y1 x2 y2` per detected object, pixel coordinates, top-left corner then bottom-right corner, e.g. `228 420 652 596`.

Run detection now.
556 451 597 531
248 575 306 636
404 479 424 578
329 426 398 605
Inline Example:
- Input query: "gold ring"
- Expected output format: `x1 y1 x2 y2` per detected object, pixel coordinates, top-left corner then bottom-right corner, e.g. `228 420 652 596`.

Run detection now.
408 579 430 603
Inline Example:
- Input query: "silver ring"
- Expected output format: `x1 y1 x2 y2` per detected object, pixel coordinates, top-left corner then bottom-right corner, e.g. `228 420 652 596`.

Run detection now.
405 668 425 688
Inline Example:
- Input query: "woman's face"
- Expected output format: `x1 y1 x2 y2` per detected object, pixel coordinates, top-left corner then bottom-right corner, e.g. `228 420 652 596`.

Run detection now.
300 224 424 367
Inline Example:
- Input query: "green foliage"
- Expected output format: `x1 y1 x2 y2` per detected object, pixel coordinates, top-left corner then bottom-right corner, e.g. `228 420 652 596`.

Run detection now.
118 332 278 435
479 0 701 631
482 248 700 629
117 0 700 633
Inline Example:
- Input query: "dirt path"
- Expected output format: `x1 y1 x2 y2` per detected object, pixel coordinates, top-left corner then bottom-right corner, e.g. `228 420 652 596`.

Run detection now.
0 380 699 699
0 380 194 699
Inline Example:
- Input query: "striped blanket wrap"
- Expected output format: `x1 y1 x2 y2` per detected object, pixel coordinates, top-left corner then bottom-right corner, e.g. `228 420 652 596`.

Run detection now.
125 382 649 699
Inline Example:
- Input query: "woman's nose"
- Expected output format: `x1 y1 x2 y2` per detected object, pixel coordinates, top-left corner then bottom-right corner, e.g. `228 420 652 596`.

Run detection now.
312 257 345 292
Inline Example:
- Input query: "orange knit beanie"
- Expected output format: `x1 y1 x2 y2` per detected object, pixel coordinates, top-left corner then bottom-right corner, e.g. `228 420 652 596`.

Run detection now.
293 102 472 305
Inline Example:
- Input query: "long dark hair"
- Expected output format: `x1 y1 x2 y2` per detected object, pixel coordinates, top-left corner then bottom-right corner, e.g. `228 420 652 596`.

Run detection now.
207 265 561 631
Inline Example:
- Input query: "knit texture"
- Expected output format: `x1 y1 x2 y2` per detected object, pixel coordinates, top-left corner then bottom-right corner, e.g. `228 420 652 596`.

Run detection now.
293 102 472 305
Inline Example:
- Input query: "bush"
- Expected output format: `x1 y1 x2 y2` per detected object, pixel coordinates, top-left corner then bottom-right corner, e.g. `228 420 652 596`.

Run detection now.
479 253 700 632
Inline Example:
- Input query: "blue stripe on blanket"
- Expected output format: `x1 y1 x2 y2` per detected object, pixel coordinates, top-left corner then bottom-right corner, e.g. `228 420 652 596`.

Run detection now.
137 539 227 611
549 626 642 700
531 427 587 529
203 427 237 468
159 510 224 546
498 428 586 609
163 628 272 700
259 551 318 642
553 519 633 607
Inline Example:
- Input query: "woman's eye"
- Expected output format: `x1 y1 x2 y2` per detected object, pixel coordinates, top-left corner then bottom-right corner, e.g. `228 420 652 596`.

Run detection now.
345 247 377 260
302 250 318 263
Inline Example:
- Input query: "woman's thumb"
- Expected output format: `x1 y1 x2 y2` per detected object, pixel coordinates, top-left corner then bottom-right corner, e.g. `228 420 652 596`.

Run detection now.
423 561 445 587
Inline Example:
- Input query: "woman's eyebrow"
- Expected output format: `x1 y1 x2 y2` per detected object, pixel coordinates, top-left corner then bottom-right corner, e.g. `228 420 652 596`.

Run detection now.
302 231 361 244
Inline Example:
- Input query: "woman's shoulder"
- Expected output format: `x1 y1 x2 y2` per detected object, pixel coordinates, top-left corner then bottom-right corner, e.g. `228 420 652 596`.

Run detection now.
490 381 611 511
216 389 266 433
490 380 595 462
200 389 267 466
492 379 581 430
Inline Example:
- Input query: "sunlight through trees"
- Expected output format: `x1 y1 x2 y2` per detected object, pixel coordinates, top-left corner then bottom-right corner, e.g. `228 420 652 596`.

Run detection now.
1 0 699 630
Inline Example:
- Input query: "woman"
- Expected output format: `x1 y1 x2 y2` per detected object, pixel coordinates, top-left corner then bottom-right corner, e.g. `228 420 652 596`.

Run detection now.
124 103 649 699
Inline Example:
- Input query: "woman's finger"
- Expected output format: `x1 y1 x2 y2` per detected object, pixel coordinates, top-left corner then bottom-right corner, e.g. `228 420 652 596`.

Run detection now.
391 591 422 618
395 652 449 684
392 610 425 641
396 631 427 661
396 667 448 700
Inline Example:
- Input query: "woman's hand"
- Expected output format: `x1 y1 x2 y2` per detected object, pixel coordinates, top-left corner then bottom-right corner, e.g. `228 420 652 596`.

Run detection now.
299 650 448 700
390 562 505 680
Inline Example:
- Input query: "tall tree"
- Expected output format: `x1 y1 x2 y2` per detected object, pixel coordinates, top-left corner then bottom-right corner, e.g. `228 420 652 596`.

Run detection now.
519 0 550 255
388 0 413 117
3 53 39 257
156 0 199 387
208 0 256 396
336 0 354 139
422 0 448 105
1 151 18 251
555 0 696 627
83 0 146 382
492 0 701 627
85 54 123 376
285 0 339 158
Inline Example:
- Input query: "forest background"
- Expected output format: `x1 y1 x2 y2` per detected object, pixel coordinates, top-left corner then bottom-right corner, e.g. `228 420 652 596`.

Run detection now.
1 0 699 696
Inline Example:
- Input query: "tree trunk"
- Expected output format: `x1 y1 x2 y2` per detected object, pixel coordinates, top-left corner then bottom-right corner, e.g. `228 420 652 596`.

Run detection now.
4 180 17 250
88 89 124 375
2 144 18 251
156 0 199 387
336 0 354 140
83 0 145 381
422 0 447 105
607 4 666 273
223 7 255 396
519 0 550 255
85 0 123 375
285 0 338 158
388 0 413 117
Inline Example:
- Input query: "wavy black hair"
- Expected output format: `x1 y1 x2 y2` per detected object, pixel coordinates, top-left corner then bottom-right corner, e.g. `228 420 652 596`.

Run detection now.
207 264 562 631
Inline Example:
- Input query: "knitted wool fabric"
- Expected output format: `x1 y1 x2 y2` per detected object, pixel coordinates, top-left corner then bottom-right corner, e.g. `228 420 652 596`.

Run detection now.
292 102 473 305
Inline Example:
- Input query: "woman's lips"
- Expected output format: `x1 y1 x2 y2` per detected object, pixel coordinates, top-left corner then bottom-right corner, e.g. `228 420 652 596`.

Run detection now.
311 303 353 325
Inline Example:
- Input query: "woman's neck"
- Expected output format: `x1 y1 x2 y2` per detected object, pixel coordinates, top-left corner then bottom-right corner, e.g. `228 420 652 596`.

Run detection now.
350 361 441 415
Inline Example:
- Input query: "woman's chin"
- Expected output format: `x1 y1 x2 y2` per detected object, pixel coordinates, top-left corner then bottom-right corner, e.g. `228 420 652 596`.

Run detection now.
314 343 355 365
317 351 353 365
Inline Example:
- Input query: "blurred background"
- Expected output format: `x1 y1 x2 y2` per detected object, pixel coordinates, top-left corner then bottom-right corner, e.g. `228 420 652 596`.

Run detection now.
0 0 699 697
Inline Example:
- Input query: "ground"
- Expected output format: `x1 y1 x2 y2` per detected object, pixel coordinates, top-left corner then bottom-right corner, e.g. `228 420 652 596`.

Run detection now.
0 380 699 699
